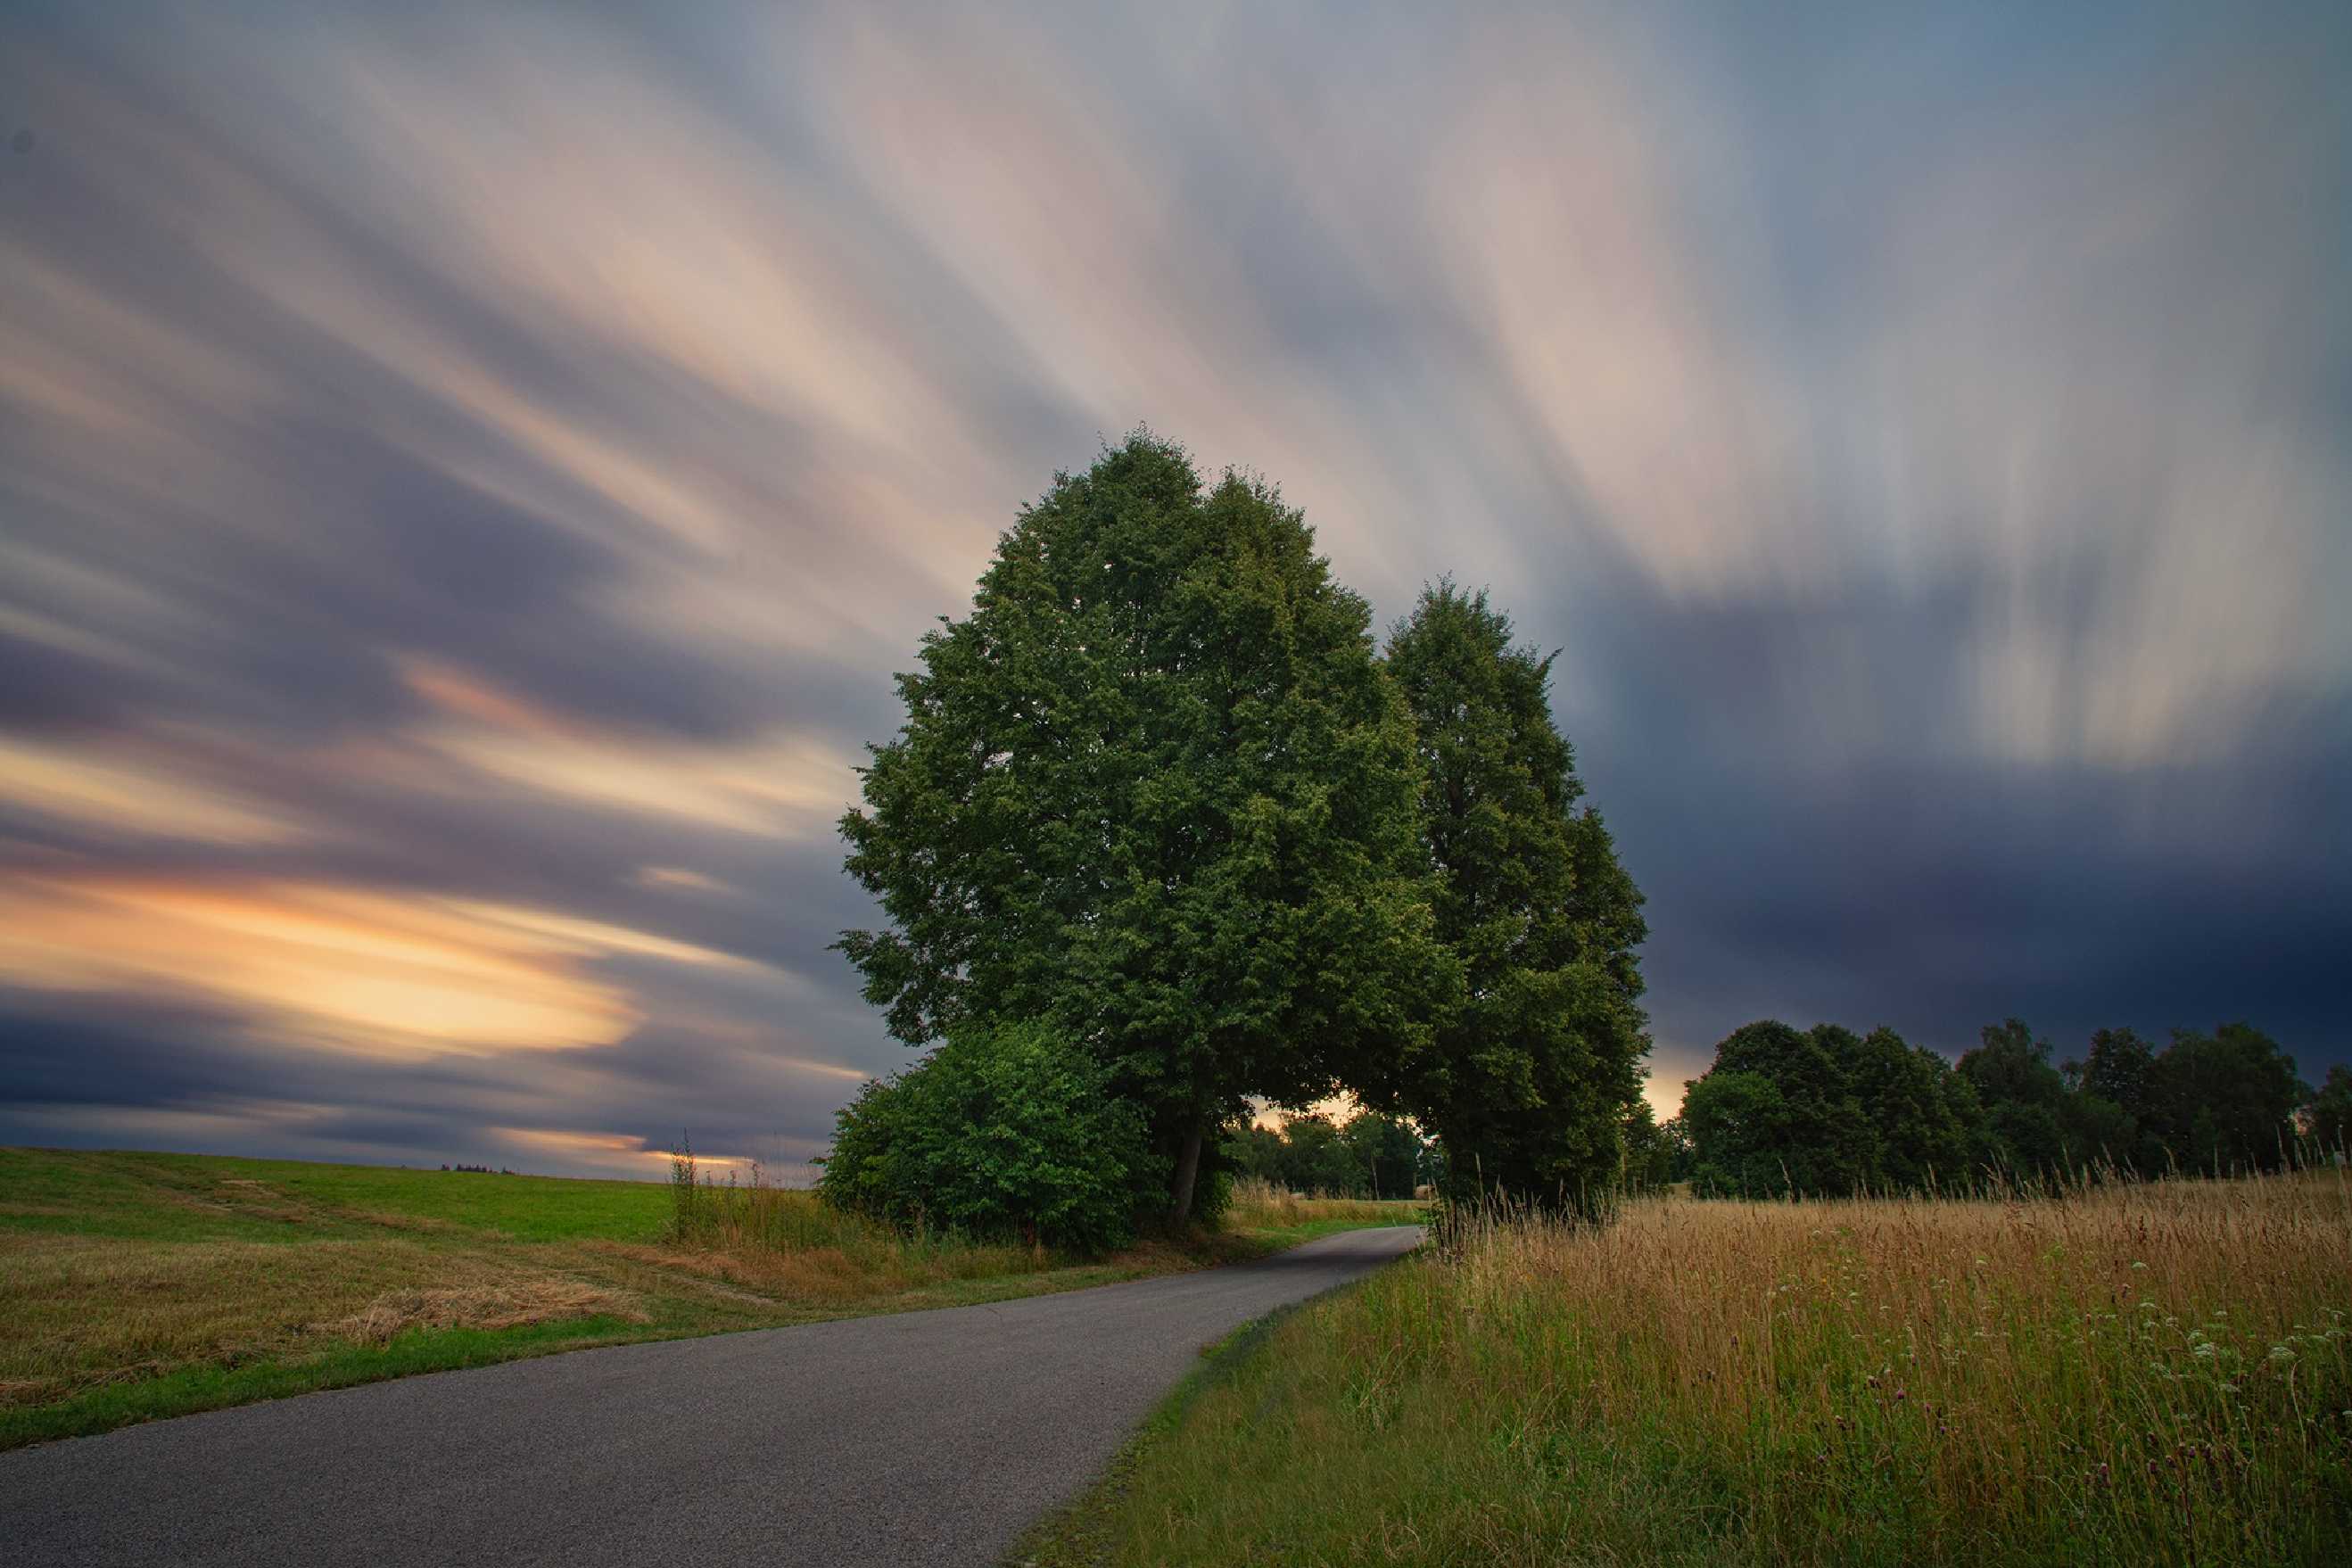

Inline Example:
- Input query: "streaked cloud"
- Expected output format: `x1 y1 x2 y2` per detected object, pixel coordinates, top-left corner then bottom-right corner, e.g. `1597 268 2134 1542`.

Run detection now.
0 738 307 845
0 0 2343 1168
0 877 678 1056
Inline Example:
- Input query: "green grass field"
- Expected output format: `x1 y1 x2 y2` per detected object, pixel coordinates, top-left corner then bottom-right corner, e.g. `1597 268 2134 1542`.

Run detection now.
1021 1172 2352 1567
0 1147 1422 1451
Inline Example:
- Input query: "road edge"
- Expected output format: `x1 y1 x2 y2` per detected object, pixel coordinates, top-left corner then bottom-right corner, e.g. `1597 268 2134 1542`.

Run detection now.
1004 1232 1422 1567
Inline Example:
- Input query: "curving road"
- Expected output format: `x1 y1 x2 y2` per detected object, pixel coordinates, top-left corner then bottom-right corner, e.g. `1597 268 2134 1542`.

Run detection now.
0 1225 1421 1567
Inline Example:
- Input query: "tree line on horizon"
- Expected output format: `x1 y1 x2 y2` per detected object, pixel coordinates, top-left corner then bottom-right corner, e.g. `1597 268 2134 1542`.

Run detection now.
1666 1015 2349 1198
1221 1110 1435 1201
818 433 1648 1248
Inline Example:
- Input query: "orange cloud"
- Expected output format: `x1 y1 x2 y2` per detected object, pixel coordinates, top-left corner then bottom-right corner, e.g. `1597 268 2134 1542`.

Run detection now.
633 866 736 895
0 738 307 846
393 657 856 838
0 875 777 1059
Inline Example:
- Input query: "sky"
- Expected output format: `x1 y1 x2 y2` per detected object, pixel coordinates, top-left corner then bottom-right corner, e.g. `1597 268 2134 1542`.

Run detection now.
2 0 2346 1181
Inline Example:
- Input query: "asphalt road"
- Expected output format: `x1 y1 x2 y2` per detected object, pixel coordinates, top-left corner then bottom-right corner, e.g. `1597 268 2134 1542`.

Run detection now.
0 1225 1422 1567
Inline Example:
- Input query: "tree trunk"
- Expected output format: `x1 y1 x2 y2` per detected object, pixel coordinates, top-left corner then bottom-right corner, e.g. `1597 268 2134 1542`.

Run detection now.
1168 1119 1206 1224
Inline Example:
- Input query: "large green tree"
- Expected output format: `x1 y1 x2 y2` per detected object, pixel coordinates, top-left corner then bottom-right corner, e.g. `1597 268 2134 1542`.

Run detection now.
2076 1027 2156 1111
1684 1020 1875 1197
1844 1024 1989 1190
1684 1019 1991 1196
1957 1019 2075 1175
2138 1022 2307 1174
2064 1026 2163 1171
1381 582 1647 1210
838 434 1448 1220
1960 1018 2138 1177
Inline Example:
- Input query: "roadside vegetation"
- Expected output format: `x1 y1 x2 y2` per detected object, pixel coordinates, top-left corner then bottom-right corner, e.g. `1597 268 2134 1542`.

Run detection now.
832 433 1650 1241
0 1146 1419 1450
1022 1168 2352 1567
1671 1015 2331 1201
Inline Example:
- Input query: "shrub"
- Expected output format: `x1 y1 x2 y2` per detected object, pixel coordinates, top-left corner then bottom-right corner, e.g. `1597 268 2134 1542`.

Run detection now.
817 1022 1161 1252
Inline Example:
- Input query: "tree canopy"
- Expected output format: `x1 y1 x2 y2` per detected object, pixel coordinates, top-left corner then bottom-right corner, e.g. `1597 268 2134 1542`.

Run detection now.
1222 1110 1431 1200
838 433 1451 1219
1376 583 1648 1211
1682 1013 2319 1196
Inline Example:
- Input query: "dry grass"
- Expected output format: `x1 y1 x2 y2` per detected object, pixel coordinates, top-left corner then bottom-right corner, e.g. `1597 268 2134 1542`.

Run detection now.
661 1159 1048 1298
1034 1169 2352 1566
0 1146 1421 1448
0 1235 485 1407
1227 1176 1422 1232
328 1280 648 1347
659 1158 1426 1306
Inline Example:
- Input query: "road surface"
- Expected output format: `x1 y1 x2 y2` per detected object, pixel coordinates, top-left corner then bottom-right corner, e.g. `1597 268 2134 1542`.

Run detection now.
0 1225 1422 1567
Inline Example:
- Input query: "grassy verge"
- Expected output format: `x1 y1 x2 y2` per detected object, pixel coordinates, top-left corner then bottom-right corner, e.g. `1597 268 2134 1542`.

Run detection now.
1017 1171 2352 1567
1014 1300 1323 1568
0 1148 1423 1450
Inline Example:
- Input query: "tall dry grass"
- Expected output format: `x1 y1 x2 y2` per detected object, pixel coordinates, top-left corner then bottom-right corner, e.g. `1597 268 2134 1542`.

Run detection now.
656 1160 1427 1305
1226 1176 1424 1232
659 1150 1047 1300
1077 1168 2352 1566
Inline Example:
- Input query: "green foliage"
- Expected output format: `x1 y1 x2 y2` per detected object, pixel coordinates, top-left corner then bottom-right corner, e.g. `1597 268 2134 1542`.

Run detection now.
1341 1112 1430 1200
1221 1111 1430 1199
1955 1018 2088 1174
1959 1017 2307 1178
818 1021 1159 1251
2139 1021 2309 1174
2311 1064 2352 1152
1619 1100 1680 1191
838 433 1448 1217
1685 1013 2322 1194
1381 582 1646 1212
2076 1025 2155 1107
1686 1020 1985 1197
1845 1025 1985 1188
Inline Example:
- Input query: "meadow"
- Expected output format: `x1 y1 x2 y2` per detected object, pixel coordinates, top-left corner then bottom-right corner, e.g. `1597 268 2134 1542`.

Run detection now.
1023 1170 2352 1567
0 1148 1420 1450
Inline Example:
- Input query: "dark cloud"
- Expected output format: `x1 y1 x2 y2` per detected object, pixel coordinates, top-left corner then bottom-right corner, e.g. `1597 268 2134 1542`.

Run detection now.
0 984 855 1175
1 0 2346 1173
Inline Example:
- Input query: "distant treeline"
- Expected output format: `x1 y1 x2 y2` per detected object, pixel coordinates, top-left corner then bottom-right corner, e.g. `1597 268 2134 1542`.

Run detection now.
1664 1019 2351 1198
1221 1111 1434 1200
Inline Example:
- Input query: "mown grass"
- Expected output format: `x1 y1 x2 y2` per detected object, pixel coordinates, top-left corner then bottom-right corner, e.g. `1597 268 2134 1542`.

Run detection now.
0 1148 1424 1450
1020 1170 2352 1567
